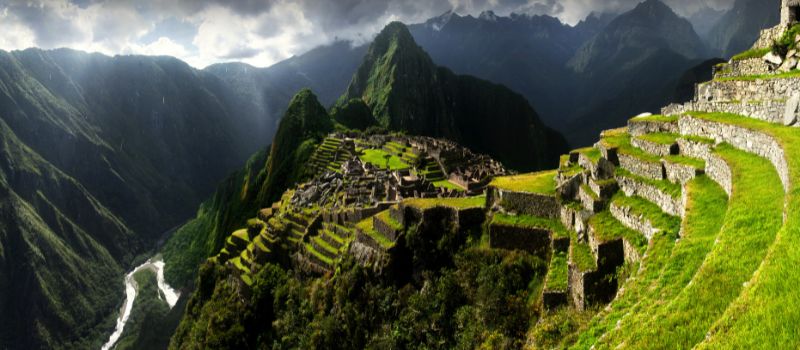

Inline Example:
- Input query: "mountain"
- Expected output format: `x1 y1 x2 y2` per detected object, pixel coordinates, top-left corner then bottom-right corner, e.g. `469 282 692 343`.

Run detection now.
163 89 333 287
0 49 273 349
688 5 727 41
707 0 780 57
342 22 567 171
205 41 367 137
564 0 713 144
407 11 614 131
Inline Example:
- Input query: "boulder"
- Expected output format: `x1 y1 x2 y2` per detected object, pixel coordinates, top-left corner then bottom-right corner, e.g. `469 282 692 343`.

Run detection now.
764 52 783 66
634 112 653 119
789 49 798 59
779 57 799 72
784 93 800 126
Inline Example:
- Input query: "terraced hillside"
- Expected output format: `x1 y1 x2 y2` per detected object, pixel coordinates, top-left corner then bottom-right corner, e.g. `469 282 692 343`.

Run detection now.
169 8 800 349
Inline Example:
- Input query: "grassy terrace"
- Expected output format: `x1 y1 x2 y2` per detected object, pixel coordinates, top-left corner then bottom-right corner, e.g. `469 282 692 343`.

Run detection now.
611 194 681 236
375 210 403 231
570 236 597 272
490 170 557 194
359 148 409 170
492 213 571 240
305 243 334 265
432 180 464 191
730 47 771 61
581 176 729 348
615 168 682 198
629 114 678 123
588 212 647 255
545 251 569 291
678 112 800 348
636 132 680 145
715 68 800 82
573 147 602 164
574 145 784 349
403 196 486 210
355 216 393 249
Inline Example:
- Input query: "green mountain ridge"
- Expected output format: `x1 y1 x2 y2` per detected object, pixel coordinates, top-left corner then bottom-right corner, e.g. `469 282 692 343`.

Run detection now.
342 22 567 171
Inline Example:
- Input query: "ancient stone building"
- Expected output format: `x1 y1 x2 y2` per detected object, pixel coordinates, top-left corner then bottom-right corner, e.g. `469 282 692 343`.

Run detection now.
783 0 800 27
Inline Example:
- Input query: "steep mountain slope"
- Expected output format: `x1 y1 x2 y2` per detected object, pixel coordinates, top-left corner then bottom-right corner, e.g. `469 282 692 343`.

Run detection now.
163 90 332 286
0 49 276 348
341 22 567 171
0 119 133 349
688 5 727 40
565 0 713 145
407 11 611 128
707 0 780 57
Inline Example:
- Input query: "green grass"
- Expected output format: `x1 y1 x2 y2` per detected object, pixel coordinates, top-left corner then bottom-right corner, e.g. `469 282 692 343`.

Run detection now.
580 184 599 200
375 210 403 231
403 196 486 210
676 112 800 348
490 170 557 194
680 134 716 145
615 168 682 198
580 175 728 348
663 154 706 170
305 243 334 265
611 194 681 237
636 132 680 145
730 47 771 61
570 238 597 272
574 147 602 164
492 213 571 239
545 251 569 291
359 148 409 170
432 180 464 191
630 114 678 123
581 145 784 349
355 216 393 249
715 69 800 81
588 212 647 255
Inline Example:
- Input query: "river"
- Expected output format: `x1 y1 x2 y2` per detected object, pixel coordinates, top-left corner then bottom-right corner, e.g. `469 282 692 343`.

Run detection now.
100 258 181 350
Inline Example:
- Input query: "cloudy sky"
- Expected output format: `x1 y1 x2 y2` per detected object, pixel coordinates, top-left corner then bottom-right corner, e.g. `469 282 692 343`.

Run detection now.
0 0 735 69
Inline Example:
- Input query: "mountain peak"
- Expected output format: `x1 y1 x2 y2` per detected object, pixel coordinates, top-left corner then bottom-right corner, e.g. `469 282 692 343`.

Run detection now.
479 10 499 21
631 0 676 17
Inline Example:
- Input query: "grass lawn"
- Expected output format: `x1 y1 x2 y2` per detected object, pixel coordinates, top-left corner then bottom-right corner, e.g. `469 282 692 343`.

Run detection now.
403 196 486 210
432 180 464 191
545 251 569 291
490 170 557 194
355 216 393 249
359 148 409 170
492 213 571 239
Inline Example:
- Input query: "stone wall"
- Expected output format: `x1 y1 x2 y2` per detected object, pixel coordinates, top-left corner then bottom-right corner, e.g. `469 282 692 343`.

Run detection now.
663 160 702 185
664 100 786 125
373 216 402 241
631 137 676 157
628 119 679 136
610 202 659 240
679 115 791 192
705 153 734 197
489 224 552 259
616 174 684 217
698 78 796 107
542 291 568 311
569 266 618 311
715 58 772 78
752 26 784 50
619 154 664 180
494 189 560 218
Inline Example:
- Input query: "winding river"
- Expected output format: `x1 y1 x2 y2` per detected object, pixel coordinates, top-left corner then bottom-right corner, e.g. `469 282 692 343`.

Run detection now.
101 258 181 350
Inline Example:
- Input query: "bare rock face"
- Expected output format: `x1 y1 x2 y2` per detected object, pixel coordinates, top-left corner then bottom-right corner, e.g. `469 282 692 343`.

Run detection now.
784 92 800 125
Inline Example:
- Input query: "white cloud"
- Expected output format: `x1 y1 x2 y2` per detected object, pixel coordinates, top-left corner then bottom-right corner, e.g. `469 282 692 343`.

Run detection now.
0 0 738 68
